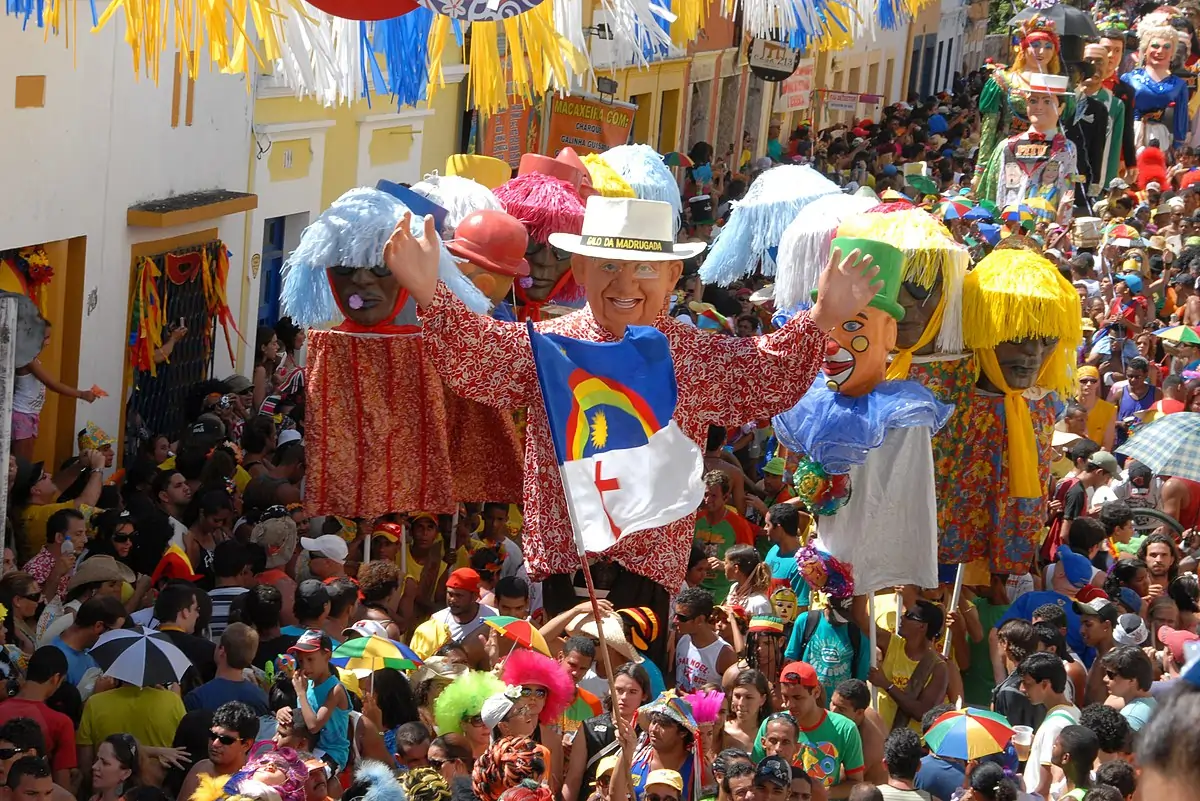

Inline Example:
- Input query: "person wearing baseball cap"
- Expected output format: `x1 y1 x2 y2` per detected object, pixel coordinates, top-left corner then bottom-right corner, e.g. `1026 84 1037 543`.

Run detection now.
1074 596 1119 704
752 755 791 801
751 662 864 794
288 628 351 770
760 457 794 508
299 534 348 579
431 568 496 644
642 769 684 801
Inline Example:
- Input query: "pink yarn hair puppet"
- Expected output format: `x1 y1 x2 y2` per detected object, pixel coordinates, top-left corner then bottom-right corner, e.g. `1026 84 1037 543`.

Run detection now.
500 648 575 725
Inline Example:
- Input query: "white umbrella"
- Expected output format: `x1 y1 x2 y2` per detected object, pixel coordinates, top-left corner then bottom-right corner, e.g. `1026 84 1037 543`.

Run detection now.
89 628 192 687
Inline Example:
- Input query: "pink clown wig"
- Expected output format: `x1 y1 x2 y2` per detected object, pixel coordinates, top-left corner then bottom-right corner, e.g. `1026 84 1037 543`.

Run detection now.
500 648 575 725
493 173 585 244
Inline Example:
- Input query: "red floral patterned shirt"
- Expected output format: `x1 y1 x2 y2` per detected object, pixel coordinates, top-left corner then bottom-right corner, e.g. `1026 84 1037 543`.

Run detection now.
419 283 827 588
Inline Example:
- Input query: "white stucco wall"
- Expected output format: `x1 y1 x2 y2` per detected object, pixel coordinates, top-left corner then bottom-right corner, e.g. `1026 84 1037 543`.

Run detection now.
0 16 254 444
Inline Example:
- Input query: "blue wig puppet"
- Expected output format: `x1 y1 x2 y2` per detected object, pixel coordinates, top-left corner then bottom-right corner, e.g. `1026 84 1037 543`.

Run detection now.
280 187 523 520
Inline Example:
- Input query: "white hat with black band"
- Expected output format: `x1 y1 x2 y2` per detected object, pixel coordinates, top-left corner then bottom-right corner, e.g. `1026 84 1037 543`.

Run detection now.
548 196 706 262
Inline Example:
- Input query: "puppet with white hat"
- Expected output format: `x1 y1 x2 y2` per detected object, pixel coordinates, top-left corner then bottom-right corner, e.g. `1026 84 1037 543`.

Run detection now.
384 185 884 665
281 188 522 519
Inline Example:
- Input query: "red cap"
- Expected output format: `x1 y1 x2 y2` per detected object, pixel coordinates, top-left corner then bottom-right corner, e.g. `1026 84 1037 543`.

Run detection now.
1075 585 1109 604
851 127 870 138
518 154 583 192
446 568 481 593
446 210 531 278
372 522 404 543
779 662 819 688
857 118 874 128
1158 625 1199 664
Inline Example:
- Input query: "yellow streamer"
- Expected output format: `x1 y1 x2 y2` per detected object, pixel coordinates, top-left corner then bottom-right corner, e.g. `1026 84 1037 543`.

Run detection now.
468 4 585 117
885 289 945 381
976 348 1043 499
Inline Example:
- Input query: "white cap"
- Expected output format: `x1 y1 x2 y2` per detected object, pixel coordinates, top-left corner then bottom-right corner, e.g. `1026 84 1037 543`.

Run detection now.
278 429 303 447
300 534 349 564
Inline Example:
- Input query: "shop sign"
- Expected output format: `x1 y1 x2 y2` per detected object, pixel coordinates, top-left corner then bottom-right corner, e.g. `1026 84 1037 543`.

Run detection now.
479 103 537 169
773 59 814 111
747 37 802 81
543 94 636 156
825 91 860 112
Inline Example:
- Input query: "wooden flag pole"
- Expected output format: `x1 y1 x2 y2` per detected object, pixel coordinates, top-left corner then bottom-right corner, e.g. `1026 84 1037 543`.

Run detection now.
0 298 14 559
942 564 965 659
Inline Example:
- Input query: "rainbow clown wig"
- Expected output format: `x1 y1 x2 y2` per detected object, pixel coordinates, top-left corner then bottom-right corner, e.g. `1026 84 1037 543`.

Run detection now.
280 187 490 328
434 670 506 735
493 172 585 244
410 173 505 237
581 153 636 198
597 144 683 231
702 164 841 286
500 648 575 724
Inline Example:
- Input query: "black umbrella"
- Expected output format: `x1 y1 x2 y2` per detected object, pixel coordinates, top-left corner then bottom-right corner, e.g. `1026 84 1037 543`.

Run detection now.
89 628 192 687
1011 4 1100 39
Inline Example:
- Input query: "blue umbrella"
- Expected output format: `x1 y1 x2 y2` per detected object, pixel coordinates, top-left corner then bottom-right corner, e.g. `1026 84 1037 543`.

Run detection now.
976 223 1002 245
964 205 994 221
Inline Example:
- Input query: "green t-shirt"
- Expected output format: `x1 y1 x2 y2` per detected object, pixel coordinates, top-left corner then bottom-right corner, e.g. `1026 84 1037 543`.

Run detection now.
751 711 863 789
784 612 870 706
962 597 1010 707
694 519 737 603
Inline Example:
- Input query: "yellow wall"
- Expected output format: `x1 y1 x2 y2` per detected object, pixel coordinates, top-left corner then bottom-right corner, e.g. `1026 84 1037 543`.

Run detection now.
601 59 688 153
253 82 466 210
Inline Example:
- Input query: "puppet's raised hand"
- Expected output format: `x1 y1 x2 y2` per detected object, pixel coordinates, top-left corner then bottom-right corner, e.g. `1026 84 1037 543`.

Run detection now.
384 212 441 308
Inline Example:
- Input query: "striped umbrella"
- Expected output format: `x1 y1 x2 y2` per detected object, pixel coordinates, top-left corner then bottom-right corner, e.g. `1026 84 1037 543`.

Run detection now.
1154 325 1200 345
332 635 423 672
1001 203 1035 224
1117 412 1200 483
924 708 1014 760
934 199 974 220
89 628 192 688
484 616 552 656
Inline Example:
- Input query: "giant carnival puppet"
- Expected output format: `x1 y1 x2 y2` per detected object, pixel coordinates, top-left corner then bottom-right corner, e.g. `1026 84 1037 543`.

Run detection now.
1097 16 1139 181
382 189 884 662
973 15 1063 192
770 224 952 594
1122 11 1191 151
1080 42 1130 192
280 187 524 519
939 246 1080 575
979 74 1078 223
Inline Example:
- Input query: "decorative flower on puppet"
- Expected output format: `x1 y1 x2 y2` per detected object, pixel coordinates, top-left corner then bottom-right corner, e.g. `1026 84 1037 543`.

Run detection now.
795 545 855 599
791 456 852 516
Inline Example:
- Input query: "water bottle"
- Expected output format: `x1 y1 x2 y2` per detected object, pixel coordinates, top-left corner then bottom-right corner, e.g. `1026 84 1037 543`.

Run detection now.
61 536 74 557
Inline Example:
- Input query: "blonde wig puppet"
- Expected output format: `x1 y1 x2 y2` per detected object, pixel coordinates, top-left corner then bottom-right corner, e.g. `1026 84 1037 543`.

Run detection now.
1128 13 1188 149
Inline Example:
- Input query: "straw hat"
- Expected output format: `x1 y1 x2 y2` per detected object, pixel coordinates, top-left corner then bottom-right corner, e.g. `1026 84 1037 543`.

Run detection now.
566 611 642 663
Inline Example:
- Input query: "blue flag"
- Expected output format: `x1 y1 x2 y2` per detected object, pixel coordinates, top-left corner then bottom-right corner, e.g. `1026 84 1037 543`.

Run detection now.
528 323 705 554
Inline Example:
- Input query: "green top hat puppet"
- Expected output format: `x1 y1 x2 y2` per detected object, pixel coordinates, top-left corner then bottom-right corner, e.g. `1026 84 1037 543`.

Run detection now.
812 237 907 321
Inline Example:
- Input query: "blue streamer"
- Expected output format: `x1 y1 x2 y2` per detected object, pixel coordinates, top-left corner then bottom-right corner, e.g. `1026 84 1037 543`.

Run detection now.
6 0 44 29
358 21 378 108
370 6 433 108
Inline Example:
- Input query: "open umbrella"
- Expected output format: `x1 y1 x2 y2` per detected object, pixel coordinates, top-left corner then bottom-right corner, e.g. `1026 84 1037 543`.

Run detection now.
934 199 974 220
964 204 994 221
1117 412 1200 483
662 152 694 168
1154 325 1200 345
907 175 938 197
89 628 192 688
1001 203 1034 224
1011 3 1099 38
332 635 424 673
924 708 1015 760
976 223 1003 246
484 616 552 656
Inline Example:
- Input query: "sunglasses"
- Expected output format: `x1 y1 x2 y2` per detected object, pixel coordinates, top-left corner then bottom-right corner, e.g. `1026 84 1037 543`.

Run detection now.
209 731 243 746
111 532 137 544
674 611 699 623
1079 378 1099 385
520 687 549 700
464 714 484 726
902 611 924 623
330 264 391 278
19 593 39 603
428 756 457 771
0 748 26 761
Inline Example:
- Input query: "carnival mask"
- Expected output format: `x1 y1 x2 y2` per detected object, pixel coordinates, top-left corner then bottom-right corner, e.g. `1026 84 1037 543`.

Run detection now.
1026 92 1062 135
327 265 403 328
1147 36 1174 69
525 242 574 302
446 210 530 304
823 306 898 396
1100 36 1125 78
1025 37 1056 70
896 274 944 352
572 255 684 337
770 585 799 623
980 336 1059 391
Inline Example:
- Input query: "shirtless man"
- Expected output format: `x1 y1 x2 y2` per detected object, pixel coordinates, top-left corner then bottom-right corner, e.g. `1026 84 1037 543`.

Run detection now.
829 680 887 785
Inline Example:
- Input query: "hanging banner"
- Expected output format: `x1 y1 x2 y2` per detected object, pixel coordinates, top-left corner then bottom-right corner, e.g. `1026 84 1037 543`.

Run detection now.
747 37 802 82
824 91 860 112
773 59 815 112
542 94 636 156
479 105 538 169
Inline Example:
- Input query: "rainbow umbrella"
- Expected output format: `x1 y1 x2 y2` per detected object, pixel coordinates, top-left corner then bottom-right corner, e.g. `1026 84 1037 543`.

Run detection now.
934 199 974 220
1001 203 1034 224
332 635 423 672
662 152 694 168
1025 196 1057 220
924 708 1014 760
1155 325 1200 345
564 686 604 722
483 616 552 656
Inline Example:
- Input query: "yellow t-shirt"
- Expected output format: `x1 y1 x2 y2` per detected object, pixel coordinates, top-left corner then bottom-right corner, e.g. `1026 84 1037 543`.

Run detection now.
17 502 95 563
876 635 943 733
78 685 185 747
401 538 486 583
1085 400 1117 447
